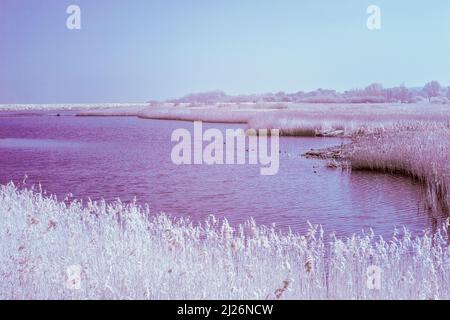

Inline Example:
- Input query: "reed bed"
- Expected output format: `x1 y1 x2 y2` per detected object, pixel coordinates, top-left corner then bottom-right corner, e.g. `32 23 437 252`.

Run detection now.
342 121 450 218
0 183 448 300
246 105 450 137
77 102 450 137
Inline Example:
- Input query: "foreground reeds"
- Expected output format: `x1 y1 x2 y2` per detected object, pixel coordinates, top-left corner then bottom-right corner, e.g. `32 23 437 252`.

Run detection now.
0 184 448 300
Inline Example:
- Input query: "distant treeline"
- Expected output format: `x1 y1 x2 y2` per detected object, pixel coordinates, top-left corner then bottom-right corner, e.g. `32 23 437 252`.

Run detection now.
165 81 450 104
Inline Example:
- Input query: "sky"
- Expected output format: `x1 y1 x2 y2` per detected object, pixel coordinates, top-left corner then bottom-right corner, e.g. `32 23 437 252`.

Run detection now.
0 0 449 103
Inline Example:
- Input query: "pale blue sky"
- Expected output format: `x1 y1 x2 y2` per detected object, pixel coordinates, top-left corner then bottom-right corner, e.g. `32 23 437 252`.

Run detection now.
0 0 449 103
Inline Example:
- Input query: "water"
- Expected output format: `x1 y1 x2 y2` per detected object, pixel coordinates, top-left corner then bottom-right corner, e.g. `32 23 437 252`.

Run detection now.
0 112 431 237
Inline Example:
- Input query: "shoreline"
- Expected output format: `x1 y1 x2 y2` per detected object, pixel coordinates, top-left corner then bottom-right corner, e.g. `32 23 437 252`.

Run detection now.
3 104 450 221
1 109 450 299
305 128 450 223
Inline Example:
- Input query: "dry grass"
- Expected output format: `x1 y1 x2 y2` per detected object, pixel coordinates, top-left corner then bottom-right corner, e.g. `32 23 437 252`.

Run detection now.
0 184 449 300
342 122 450 218
77 102 450 137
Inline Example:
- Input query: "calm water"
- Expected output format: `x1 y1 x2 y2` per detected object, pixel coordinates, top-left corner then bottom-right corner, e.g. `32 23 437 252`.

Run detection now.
0 112 431 237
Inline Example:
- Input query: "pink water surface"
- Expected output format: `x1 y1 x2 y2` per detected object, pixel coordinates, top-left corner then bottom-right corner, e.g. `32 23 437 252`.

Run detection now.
0 112 433 237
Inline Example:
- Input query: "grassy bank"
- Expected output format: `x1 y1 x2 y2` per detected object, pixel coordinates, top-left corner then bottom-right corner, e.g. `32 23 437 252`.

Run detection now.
306 121 450 222
76 102 450 137
345 122 450 216
0 184 449 300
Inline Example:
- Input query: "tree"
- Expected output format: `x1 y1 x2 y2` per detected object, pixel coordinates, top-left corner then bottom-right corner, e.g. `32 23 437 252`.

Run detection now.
397 85 412 104
423 81 441 102
364 83 384 97
390 85 412 103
